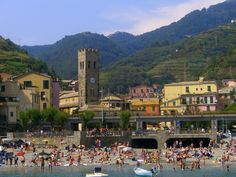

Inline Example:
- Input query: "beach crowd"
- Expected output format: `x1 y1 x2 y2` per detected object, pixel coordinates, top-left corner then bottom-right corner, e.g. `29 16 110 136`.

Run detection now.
0 135 235 173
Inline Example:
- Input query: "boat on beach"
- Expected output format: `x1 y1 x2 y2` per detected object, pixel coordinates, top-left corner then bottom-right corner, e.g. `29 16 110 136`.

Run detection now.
85 167 108 177
133 167 153 177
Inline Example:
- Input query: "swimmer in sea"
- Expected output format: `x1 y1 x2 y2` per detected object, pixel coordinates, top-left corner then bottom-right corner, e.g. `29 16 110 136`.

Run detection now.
227 165 229 172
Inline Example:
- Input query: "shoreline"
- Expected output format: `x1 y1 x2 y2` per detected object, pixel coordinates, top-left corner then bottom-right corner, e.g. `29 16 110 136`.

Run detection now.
0 138 235 176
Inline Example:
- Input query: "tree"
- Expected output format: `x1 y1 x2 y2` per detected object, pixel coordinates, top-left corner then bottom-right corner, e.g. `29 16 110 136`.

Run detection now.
79 110 95 129
27 109 42 128
42 107 58 130
55 111 69 129
119 110 131 130
19 111 30 131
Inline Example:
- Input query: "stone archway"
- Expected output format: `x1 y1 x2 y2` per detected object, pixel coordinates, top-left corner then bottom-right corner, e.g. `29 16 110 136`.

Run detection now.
131 138 158 149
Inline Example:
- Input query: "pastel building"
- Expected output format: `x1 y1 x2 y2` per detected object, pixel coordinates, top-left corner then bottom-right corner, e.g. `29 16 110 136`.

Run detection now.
218 86 236 109
14 72 52 111
0 81 20 125
222 79 236 87
59 91 79 115
19 86 40 111
130 98 160 116
101 95 129 111
129 85 155 98
0 83 41 136
52 80 60 109
0 73 12 81
161 77 218 115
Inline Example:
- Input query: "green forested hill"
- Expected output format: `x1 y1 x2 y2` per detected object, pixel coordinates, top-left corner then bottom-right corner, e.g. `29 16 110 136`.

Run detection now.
0 36 50 75
23 0 236 80
23 32 126 79
102 23 236 93
149 24 236 81
108 0 236 52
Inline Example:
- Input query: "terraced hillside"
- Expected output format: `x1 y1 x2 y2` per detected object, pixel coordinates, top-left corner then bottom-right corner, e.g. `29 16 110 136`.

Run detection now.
148 24 236 81
0 36 50 75
102 23 236 92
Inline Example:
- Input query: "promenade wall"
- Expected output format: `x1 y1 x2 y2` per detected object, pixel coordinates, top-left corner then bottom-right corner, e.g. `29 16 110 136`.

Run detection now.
7 131 131 148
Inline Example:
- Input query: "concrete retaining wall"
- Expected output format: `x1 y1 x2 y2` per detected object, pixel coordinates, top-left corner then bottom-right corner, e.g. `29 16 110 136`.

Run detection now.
79 131 130 147
7 131 130 148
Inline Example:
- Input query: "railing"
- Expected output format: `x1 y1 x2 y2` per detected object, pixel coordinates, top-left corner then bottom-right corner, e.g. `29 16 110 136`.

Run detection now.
85 130 128 137
132 128 210 136
176 128 210 134
13 130 74 138
132 130 162 136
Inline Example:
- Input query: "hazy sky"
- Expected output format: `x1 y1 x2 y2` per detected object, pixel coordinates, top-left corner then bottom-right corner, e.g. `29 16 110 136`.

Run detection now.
0 0 225 45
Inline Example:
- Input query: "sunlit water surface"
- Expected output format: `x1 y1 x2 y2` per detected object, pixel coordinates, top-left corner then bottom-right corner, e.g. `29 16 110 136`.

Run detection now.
0 165 236 177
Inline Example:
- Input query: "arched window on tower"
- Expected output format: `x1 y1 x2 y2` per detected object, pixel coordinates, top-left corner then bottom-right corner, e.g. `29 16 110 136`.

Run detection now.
94 62 96 69
80 62 84 69
88 61 91 69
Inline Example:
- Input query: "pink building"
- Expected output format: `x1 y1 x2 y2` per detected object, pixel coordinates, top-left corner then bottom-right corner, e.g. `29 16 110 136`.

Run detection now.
52 80 60 109
129 85 155 98
222 79 236 87
181 93 217 114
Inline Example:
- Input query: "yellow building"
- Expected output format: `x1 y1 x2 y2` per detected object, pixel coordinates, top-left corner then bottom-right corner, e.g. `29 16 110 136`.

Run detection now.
59 91 79 115
101 95 128 110
14 72 52 111
161 77 217 115
19 87 40 111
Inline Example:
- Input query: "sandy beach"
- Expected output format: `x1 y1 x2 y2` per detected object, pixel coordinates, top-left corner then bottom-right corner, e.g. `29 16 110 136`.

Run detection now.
1 137 236 173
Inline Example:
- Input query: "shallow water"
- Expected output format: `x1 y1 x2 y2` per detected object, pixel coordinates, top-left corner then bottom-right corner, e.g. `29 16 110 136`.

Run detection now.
0 165 236 177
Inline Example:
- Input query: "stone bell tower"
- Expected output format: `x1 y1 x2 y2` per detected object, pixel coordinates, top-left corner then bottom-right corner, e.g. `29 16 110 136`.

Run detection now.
78 48 99 108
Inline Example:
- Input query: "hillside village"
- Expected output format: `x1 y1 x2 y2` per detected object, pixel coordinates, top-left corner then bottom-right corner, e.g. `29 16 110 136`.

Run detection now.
1 47 236 132
0 0 236 139
1 1 236 176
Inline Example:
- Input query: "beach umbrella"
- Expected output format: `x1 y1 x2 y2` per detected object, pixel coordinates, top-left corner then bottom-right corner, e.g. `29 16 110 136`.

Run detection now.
16 151 25 156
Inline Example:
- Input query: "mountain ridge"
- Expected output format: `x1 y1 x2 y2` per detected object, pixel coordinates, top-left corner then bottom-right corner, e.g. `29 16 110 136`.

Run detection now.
101 22 236 93
23 0 236 84
23 32 127 78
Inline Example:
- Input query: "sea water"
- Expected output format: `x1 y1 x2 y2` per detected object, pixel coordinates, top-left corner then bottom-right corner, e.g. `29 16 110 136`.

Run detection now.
0 165 236 177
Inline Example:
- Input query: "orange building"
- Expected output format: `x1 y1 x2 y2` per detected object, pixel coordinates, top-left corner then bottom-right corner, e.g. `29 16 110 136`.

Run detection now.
130 98 160 116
